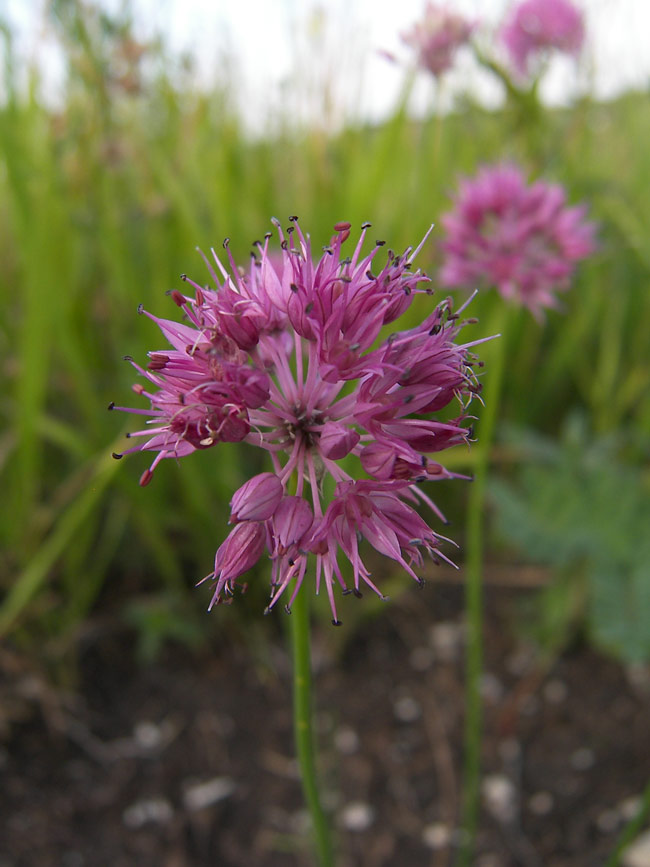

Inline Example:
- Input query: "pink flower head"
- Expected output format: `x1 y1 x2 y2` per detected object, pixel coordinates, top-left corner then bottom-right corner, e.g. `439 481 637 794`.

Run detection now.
501 0 585 76
113 219 486 624
439 163 596 317
401 3 474 78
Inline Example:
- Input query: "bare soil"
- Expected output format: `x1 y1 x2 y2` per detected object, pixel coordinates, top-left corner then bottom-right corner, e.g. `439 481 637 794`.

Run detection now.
2 577 649 867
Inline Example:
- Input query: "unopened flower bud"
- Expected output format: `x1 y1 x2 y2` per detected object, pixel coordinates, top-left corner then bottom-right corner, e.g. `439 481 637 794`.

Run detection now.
362 443 400 478
319 421 360 460
230 473 283 522
213 521 266 584
273 497 313 554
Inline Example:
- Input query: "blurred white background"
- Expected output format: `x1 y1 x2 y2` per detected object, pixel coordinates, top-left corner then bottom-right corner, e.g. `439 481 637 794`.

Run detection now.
4 0 648 131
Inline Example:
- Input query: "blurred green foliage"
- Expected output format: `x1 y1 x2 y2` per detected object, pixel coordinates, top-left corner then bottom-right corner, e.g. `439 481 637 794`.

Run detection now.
123 593 208 663
491 416 650 663
1 0 649 660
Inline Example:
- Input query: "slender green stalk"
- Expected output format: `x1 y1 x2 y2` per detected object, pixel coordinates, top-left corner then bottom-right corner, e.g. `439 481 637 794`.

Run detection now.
458 305 509 866
289 589 335 867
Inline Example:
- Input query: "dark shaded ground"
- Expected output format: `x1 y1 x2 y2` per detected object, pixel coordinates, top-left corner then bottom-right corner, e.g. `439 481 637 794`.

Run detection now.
2 574 649 867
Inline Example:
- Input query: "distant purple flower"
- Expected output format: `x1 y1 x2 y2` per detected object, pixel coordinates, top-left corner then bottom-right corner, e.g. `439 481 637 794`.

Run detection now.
401 3 474 78
113 219 486 623
439 164 595 316
501 0 585 76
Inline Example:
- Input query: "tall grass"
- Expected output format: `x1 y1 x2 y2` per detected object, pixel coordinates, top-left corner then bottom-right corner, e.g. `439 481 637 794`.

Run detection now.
1 1 649 654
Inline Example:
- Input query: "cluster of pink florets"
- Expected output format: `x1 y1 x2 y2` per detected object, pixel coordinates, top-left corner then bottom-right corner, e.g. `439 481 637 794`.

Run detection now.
439 164 596 317
401 3 475 78
113 219 485 623
501 0 585 76
401 0 584 81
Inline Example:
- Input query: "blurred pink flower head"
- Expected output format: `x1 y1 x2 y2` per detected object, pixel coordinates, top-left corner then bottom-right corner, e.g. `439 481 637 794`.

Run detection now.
401 3 475 78
501 0 585 76
112 219 488 623
439 163 596 316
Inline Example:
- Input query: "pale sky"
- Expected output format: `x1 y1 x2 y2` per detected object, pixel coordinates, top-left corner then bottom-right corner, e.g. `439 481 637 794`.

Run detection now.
3 0 649 131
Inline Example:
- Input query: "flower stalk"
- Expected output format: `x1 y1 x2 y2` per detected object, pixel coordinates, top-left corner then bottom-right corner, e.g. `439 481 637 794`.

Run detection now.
459 304 508 866
113 218 492 862
289 589 335 867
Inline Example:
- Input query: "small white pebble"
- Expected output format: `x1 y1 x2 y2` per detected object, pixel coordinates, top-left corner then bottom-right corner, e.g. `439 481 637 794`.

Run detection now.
123 798 173 828
596 808 620 833
17 675 45 700
409 646 434 671
482 775 517 823
340 802 375 832
334 726 359 755
134 721 164 750
528 791 554 816
183 777 235 812
429 622 463 661
480 672 504 703
570 747 595 771
393 695 421 723
622 829 650 867
543 679 569 704
619 796 643 821
422 822 452 850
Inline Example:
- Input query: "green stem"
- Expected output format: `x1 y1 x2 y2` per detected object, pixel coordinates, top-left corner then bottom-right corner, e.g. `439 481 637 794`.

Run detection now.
458 304 510 866
289 589 335 867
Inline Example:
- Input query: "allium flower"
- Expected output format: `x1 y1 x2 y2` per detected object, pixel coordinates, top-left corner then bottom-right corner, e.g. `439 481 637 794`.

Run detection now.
112 219 485 623
401 3 474 78
439 164 595 316
501 0 585 77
